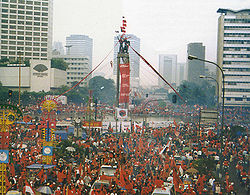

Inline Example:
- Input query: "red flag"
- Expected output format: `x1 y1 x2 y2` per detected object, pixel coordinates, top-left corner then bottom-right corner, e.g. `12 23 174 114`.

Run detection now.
10 162 15 177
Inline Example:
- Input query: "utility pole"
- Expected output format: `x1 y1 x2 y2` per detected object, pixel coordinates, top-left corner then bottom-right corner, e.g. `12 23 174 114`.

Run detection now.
18 51 22 106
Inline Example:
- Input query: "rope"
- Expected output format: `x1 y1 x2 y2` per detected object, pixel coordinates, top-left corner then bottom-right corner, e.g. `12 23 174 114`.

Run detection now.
54 34 124 100
130 46 185 102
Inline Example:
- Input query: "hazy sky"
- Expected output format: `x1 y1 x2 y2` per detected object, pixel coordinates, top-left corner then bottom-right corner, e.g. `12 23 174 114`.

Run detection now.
53 0 250 86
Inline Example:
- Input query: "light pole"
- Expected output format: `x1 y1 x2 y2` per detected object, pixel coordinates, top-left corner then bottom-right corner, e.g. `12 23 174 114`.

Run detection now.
199 75 219 114
188 55 225 134
189 55 225 179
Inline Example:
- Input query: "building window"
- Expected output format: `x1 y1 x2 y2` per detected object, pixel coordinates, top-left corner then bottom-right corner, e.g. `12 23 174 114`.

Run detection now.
17 31 24 35
17 42 24 45
26 37 32 40
18 26 25 30
25 47 32 51
1 35 8 39
9 46 16 50
18 10 24 14
25 52 32 56
9 51 16 55
1 30 8 34
1 40 8 44
10 15 17 19
235 98 243 101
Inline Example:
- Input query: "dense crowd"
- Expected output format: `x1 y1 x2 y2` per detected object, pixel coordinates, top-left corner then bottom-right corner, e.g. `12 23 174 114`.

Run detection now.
5 107 249 194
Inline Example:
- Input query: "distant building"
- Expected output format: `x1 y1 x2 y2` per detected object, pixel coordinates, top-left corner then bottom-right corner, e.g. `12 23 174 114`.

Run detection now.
52 55 91 87
177 62 185 86
66 35 93 70
53 41 64 55
187 43 205 83
217 8 250 107
113 34 140 88
158 54 177 87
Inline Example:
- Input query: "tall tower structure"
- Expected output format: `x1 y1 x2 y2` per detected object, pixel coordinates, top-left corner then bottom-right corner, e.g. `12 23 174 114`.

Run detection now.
114 34 140 88
158 54 177 87
217 9 250 107
0 0 53 61
66 35 93 70
187 43 205 83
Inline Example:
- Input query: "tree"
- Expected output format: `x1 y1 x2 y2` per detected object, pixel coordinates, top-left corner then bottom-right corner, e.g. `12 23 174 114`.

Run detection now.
89 76 116 105
51 58 68 71
172 80 216 107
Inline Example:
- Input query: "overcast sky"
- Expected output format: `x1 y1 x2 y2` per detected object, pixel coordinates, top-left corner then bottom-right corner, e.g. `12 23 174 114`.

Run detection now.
53 0 250 86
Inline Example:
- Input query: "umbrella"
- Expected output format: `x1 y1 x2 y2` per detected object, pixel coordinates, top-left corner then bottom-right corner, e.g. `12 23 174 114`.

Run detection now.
66 146 76 152
37 186 53 194
186 167 198 174
6 191 21 195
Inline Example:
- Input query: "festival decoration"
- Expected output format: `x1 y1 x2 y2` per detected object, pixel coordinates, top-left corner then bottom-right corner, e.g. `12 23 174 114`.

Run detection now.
40 99 57 164
0 104 22 195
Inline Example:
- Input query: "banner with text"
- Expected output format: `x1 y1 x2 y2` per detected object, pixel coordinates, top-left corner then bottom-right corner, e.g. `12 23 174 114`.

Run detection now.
119 63 130 103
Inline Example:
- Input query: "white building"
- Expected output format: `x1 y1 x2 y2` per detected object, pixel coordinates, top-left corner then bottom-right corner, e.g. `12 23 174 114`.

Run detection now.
217 9 250 107
66 35 93 70
0 0 53 61
158 54 177 88
113 34 140 88
52 55 91 87
0 60 66 92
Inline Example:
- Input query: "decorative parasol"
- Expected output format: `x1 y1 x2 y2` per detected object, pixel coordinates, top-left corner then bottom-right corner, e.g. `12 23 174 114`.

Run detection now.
37 186 53 194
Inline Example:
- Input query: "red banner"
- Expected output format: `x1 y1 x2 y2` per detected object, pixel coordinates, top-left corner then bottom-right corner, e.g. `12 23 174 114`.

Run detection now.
119 63 130 103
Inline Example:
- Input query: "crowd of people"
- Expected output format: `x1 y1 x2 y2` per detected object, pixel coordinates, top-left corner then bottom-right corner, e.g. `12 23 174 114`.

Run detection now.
4 104 249 194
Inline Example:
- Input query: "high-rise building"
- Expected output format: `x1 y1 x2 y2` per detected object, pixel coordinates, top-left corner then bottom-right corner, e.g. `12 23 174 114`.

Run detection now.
158 54 177 87
177 62 185 86
217 9 250 107
113 34 140 88
53 41 64 55
0 0 65 92
187 43 205 83
0 0 52 61
66 35 93 70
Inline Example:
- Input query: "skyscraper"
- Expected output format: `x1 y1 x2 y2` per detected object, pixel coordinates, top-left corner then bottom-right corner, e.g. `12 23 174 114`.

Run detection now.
113 34 140 88
53 41 64 55
0 0 53 61
158 54 177 87
217 8 250 107
66 34 93 70
187 43 205 83
177 62 185 86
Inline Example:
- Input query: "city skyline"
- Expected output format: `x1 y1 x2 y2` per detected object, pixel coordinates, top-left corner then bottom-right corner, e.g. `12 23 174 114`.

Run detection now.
53 0 249 86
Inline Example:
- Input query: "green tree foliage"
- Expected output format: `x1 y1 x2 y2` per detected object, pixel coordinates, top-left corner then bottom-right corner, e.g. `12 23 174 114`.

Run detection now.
172 80 216 107
51 58 68 71
89 76 116 105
